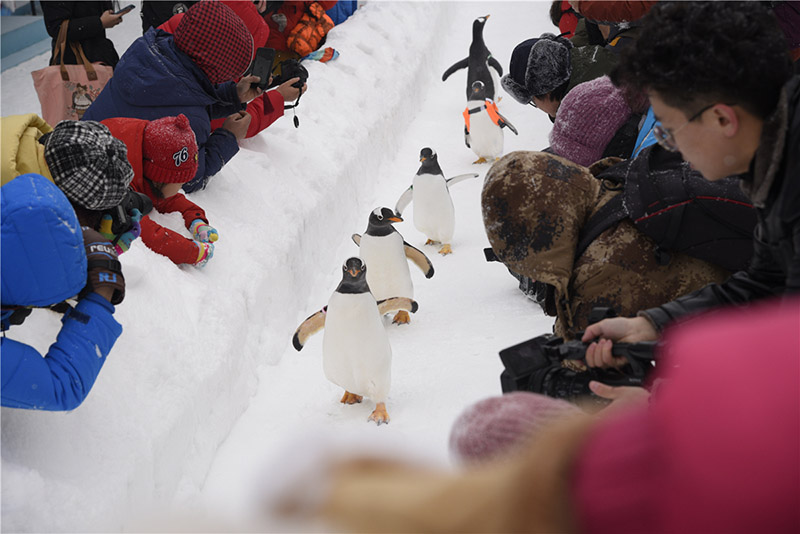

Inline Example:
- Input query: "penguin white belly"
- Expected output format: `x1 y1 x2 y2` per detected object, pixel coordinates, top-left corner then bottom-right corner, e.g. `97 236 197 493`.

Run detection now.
468 104 504 159
323 292 391 402
359 232 413 301
412 173 455 243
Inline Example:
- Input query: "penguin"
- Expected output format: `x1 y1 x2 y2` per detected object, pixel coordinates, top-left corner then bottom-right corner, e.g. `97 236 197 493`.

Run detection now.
463 80 518 164
292 257 418 425
442 15 504 101
351 207 434 324
394 148 479 254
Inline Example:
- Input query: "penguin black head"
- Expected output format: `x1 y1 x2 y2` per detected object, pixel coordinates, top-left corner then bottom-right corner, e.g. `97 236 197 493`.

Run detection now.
366 207 403 236
337 257 369 294
472 14 490 37
418 147 443 175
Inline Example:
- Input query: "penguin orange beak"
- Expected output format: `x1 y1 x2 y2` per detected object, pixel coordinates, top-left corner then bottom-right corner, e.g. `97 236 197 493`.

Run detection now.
485 14 491 18
389 216 403 223
420 156 427 162
348 268 361 277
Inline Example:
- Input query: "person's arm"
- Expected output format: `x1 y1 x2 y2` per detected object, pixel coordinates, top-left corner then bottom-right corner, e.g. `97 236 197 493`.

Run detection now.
242 90 286 138
0 293 122 411
138 215 207 265
41 1 119 42
208 82 246 119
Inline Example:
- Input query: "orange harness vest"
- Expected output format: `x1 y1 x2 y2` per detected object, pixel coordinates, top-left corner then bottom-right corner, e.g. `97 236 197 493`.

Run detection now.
463 99 502 132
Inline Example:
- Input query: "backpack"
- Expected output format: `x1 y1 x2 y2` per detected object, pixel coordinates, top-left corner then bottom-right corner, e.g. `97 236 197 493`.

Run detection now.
576 145 757 272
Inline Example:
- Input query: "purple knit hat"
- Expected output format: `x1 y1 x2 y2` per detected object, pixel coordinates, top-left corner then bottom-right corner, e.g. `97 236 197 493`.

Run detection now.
449 392 582 465
549 75 633 167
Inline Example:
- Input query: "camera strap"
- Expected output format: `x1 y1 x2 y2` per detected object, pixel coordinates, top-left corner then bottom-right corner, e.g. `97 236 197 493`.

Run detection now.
284 92 302 128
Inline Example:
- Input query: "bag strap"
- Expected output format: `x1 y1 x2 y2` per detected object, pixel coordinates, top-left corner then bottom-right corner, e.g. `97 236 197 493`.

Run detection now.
575 194 627 260
51 20 69 67
69 41 99 81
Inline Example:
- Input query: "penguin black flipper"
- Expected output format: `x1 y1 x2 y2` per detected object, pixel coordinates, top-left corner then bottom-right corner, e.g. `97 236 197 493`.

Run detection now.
403 242 435 278
464 125 471 148
376 297 419 316
497 111 519 135
395 187 413 217
292 306 327 351
351 233 361 246
446 173 480 188
488 55 503 77
442 58 469 81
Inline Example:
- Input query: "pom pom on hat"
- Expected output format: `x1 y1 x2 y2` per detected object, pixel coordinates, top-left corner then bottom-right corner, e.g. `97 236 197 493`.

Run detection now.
173 0 253 84
449 392 582 465
44 120 133 210
143 114 199 184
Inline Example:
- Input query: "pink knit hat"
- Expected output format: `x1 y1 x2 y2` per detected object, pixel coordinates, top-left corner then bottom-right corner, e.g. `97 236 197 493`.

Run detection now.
143 114 199 183
449 392 582 465
549 75 633 167
173 0 253 84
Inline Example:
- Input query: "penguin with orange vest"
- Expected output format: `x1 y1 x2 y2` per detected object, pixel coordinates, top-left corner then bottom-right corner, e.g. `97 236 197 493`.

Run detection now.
464 80 518 164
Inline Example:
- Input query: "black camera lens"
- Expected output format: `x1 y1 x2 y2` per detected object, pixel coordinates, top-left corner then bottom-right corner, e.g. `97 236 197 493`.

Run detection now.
106 189 154 235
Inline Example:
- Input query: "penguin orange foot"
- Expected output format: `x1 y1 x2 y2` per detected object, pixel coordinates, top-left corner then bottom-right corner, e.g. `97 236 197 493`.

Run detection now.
438 244 452 255
473 157 488 164
367 402 390 425
340 391 363 404
392 310 411 324
425 239 440 246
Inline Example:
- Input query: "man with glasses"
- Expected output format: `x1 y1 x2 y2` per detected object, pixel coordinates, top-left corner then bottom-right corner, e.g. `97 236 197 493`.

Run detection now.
581 1 797 370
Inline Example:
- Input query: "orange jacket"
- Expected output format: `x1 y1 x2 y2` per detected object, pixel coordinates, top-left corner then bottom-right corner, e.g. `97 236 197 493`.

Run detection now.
102 117 207 266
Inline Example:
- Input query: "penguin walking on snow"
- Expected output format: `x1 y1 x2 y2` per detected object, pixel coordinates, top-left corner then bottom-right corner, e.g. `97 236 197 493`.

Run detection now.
395 148 478 255
351 207 434 324
293 257 418 425
464 80 518 163
442 15 504 101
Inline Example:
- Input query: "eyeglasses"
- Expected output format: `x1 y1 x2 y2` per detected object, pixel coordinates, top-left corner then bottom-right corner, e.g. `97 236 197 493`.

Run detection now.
528 100 538 109
652 103 716 152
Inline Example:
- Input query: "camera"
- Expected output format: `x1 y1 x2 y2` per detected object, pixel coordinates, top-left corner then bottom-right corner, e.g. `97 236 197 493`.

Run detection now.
268 59 309 89
498 308 658 402
104 189 153 235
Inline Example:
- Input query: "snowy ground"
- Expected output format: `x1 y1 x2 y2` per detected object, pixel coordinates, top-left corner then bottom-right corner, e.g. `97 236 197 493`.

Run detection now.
1 2 556 531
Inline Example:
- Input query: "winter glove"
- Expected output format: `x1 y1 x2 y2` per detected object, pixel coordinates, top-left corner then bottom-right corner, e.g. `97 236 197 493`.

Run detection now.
99 209 143 255
82 227 125 305
194 241 215 268
189 219 219 243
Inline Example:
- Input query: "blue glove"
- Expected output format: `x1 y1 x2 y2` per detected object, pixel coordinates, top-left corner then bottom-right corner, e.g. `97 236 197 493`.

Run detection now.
99 209 143 255
190 219 219 243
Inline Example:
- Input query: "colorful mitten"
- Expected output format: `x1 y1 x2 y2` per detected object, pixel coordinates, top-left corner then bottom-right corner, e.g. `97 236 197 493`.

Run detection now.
190 219 219 243
194 241 215 267
99 209 143 255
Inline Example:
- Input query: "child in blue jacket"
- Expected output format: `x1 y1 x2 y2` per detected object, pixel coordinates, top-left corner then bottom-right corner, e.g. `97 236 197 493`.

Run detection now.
1 174 125 411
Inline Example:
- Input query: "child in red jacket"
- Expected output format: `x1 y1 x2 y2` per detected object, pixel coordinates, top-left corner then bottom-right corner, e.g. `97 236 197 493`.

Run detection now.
102 115 217 267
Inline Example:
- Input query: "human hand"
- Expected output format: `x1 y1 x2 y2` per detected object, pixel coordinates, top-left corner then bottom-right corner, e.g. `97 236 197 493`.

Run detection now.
82 227 125 304
582 316 658 368
588 381 650 415
276 77 306 102
237 75 264 103
194 241 215 267
98 209 142 255
221 111 251 141
100 10 124 28
189 219 219 243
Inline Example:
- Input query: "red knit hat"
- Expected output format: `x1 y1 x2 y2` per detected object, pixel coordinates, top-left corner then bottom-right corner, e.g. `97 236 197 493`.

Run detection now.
143 115 199 184
173 0 253 84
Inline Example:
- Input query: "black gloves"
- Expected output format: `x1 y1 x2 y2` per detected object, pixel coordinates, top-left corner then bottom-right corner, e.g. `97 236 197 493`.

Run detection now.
82 227 125 305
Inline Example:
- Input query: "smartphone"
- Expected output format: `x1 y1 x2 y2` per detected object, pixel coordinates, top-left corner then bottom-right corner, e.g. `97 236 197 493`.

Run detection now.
113 4 135 15
249 47 276 90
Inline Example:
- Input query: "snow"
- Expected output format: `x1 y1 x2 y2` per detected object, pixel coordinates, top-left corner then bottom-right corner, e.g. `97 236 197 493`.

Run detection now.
1 2 557 530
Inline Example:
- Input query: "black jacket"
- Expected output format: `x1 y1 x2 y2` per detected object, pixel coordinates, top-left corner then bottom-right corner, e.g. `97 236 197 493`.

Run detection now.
645 76 800 329
41 1 119 68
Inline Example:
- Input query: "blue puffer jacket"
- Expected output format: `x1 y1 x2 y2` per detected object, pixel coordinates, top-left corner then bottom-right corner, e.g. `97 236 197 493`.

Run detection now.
1 174 122 410
83 29 244 193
